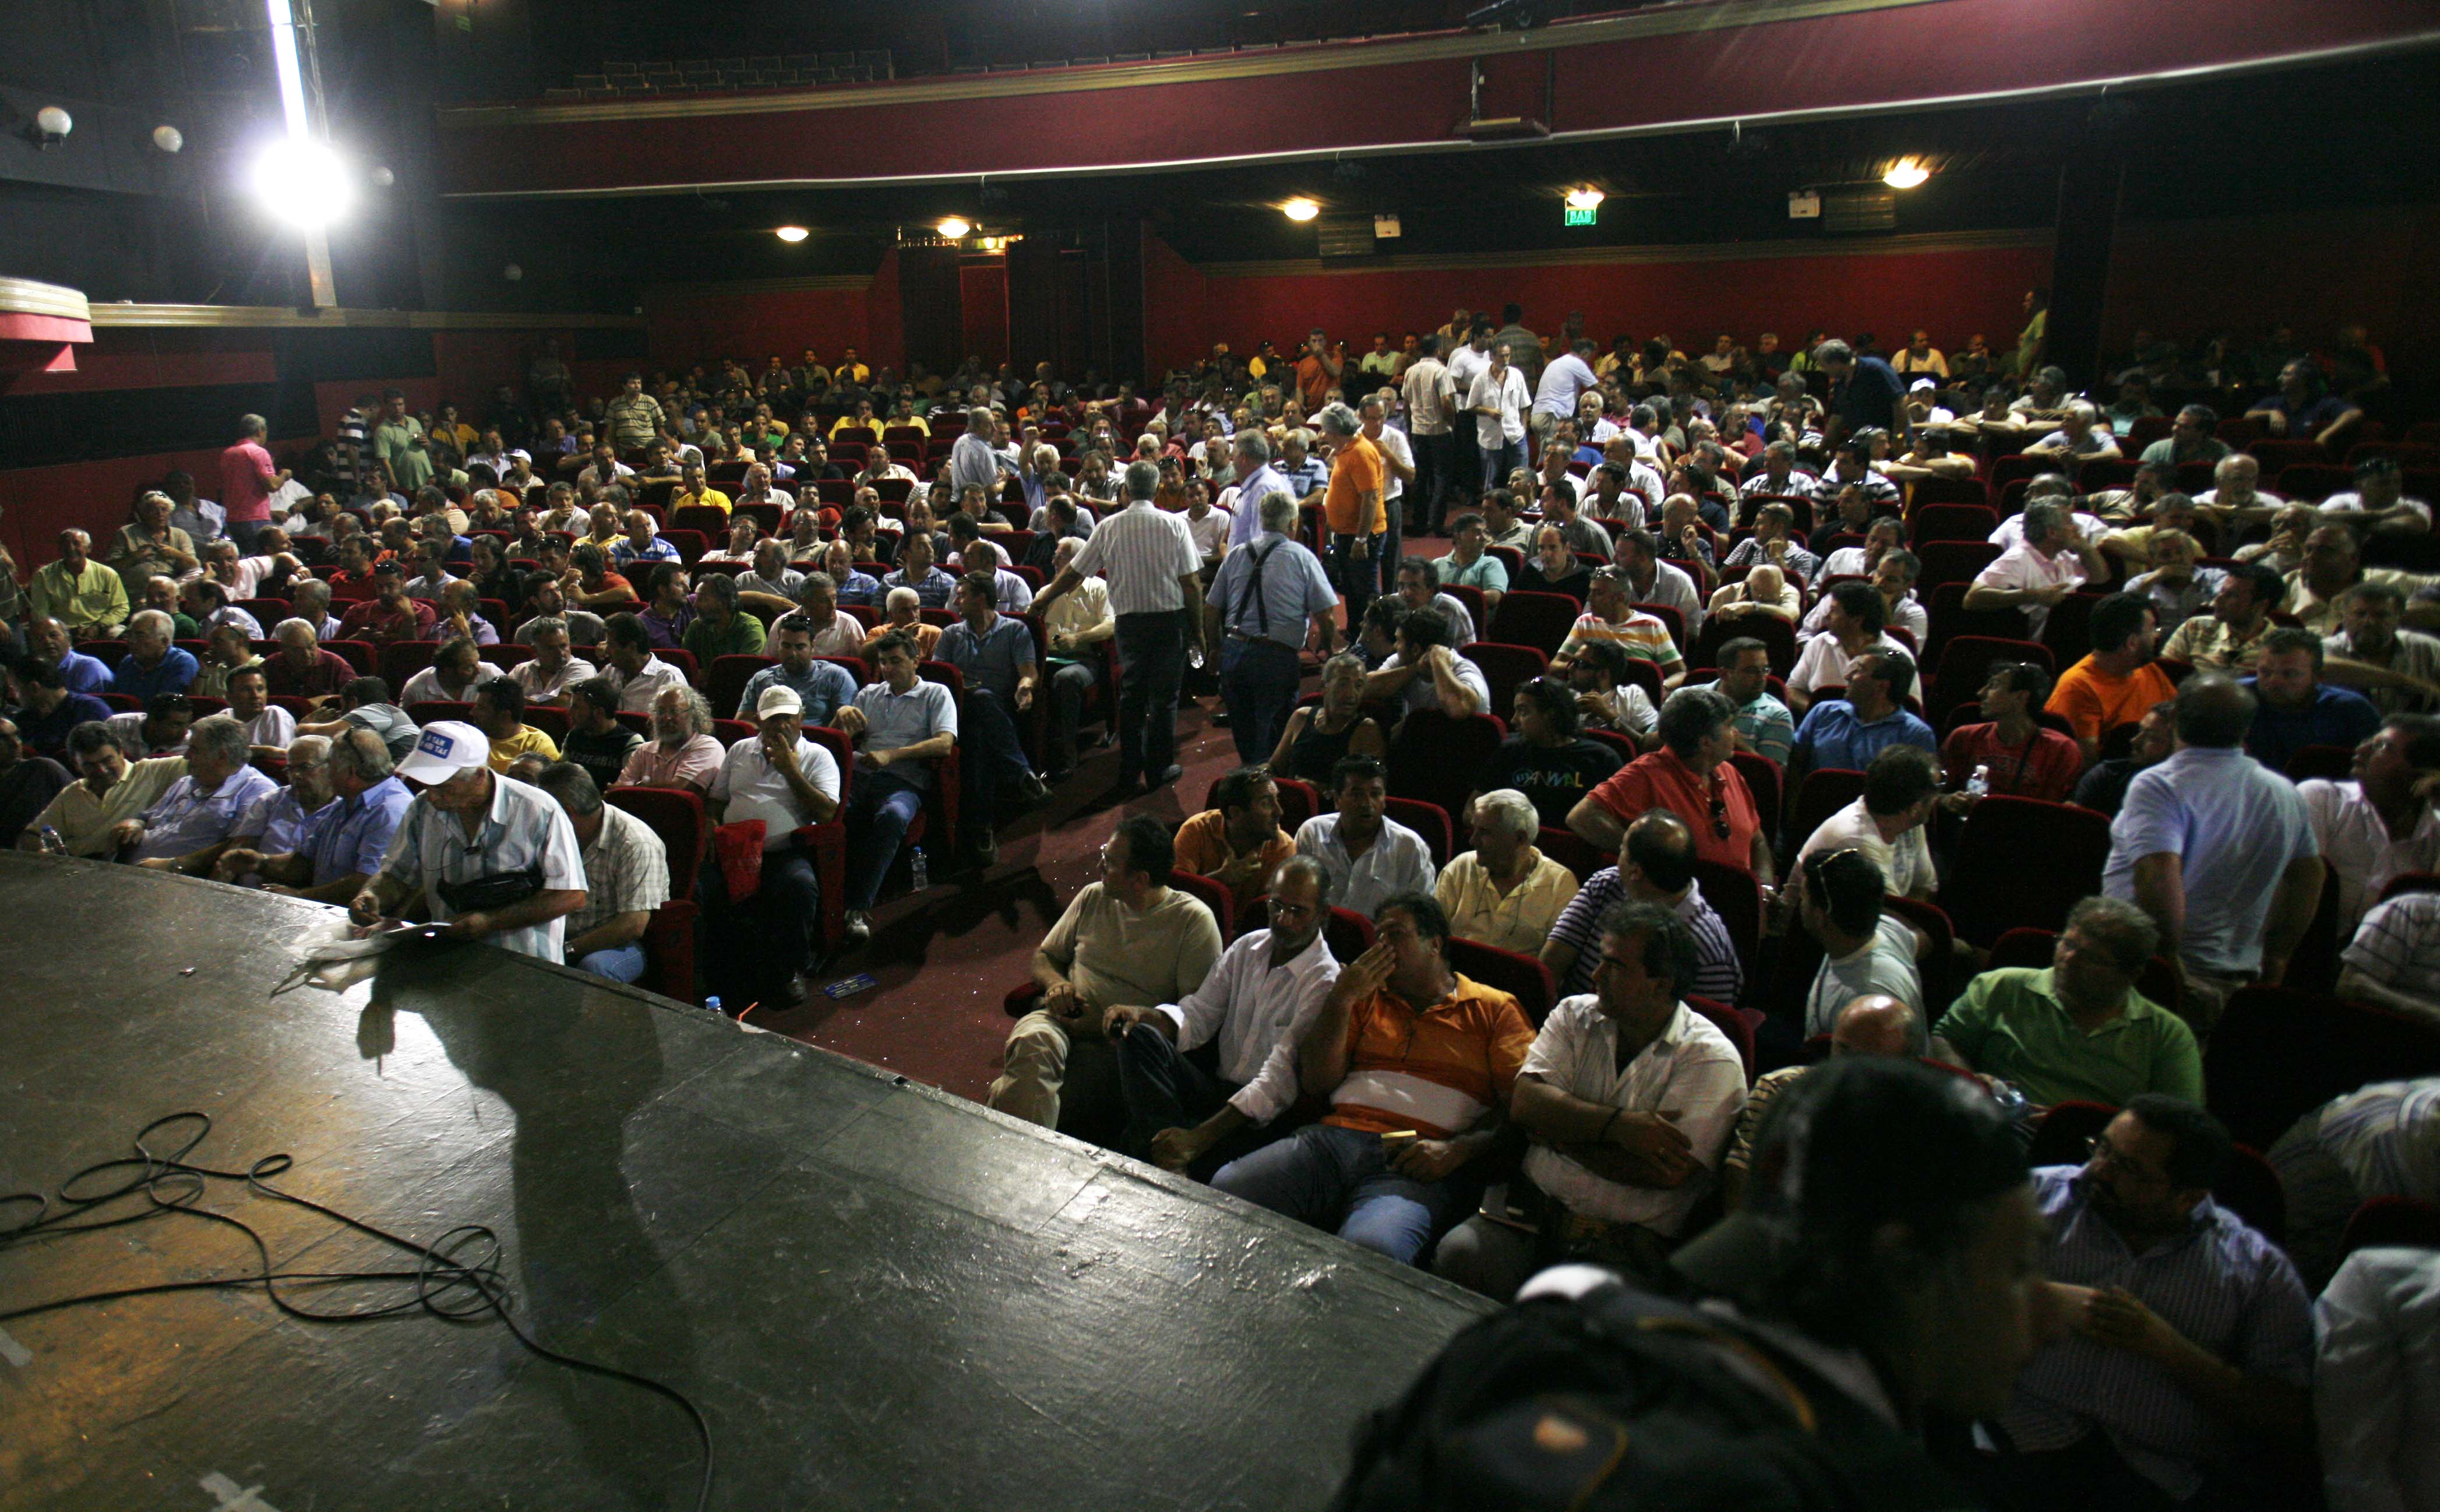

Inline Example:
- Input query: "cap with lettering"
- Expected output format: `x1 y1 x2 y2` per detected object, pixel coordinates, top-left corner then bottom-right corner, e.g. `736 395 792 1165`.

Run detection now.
395 720 490 783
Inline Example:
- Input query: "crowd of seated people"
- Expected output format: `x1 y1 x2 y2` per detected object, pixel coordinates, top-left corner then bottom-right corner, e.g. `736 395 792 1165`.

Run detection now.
3 310 2436 1509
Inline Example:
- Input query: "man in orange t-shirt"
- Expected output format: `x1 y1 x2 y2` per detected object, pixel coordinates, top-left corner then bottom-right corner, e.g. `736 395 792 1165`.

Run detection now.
1294 328 1343 411
1319 403 1387 637
1212 891 1533 1266
2044 591 2179 763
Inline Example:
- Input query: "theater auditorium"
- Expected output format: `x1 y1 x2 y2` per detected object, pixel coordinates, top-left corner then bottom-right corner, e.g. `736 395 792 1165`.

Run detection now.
3 1 2438 1506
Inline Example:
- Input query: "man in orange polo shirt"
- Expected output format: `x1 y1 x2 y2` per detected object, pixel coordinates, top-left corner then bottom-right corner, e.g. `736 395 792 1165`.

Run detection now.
2046 590 2179 765
1568 686 1777 885
1214 890 1533 1266
1318 401 1387 647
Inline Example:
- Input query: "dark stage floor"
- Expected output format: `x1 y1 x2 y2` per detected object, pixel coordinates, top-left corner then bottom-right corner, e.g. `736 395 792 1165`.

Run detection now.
0 855 1489 1510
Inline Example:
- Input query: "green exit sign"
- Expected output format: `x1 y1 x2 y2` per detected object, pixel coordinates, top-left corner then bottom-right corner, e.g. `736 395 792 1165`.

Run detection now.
1563 205 1598 227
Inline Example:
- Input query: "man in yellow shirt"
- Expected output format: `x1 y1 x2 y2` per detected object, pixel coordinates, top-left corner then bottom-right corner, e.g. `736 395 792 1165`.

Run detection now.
671 460 732 517
22 722 185 857
29 530 131 636
474 678 560 773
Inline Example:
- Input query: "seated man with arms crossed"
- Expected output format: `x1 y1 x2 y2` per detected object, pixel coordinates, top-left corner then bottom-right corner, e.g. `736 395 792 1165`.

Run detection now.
1215 891 1533 1267
989 815 1224 1139
1434 900 1747 1298
1112 854 1342 1176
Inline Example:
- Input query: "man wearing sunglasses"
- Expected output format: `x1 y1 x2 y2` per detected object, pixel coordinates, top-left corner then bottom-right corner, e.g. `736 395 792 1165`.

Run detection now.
1972 1097 2313 1510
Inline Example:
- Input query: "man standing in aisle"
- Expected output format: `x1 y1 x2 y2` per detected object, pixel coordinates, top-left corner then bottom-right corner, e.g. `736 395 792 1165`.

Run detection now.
1032 459 1204 798
1399 336 1458 537
1206 490 1339 767
1316 401 1387 652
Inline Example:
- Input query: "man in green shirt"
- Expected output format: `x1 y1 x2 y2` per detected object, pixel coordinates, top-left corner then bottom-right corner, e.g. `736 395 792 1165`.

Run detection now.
1933 894 2203 1108
680 572 765 664
371 389 430 493
604 373 667 456
29 530 130 636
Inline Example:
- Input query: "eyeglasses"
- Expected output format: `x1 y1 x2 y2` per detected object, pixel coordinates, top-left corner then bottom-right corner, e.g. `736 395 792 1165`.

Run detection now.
2085 1134 2166 1185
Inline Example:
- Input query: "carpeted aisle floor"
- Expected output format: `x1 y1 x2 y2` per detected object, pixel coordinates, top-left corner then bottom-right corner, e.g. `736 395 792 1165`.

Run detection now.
750 688 1261 1104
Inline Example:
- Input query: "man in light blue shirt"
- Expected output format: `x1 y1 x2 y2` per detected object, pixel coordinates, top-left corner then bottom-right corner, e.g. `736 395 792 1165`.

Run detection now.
937 572 1045 866
2103 674 2322 1027
1206 489 1338 765
740 614 861 728
835 632 960 939
125 714 277 869
1225 431 1290 550
1789 648 1934 778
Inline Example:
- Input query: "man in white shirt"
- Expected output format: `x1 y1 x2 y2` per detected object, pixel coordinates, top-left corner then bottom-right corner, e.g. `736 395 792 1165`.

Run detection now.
1465 341 1531 495
507 617 597 706
699 684 841 1011
1529 336 1602 459
2297 715 2440 936
2315 1244 2440 1512
1434 897 1747 1298
223 664 295 756
1399 334 1459 534
1966 500 2110 638
1797 745 1941 901
1800 846 1924 1034
1295 755 1438 916
598 612 689 714
1109 855 1342 1173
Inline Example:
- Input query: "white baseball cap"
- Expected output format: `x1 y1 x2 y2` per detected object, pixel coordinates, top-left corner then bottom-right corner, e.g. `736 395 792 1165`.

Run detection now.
755 685 803 719
396 720 491 783
1909 377 1938 392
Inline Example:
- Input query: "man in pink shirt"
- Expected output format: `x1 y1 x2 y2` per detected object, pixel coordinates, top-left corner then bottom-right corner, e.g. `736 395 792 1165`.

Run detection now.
218 413 290 554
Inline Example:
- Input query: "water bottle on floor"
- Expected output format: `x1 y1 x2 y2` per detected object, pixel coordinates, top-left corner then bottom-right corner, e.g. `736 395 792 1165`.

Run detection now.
38 827 66 856
910 846 929 891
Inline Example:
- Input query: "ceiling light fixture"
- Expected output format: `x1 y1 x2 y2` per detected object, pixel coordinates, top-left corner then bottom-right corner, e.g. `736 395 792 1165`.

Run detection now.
1882 158 1930 189
774 224 809 242
937 216 971 238
1564 186 1604 210
1281 197 1320 223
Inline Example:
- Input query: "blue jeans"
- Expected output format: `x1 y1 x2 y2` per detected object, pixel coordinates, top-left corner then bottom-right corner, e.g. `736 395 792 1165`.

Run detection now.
1113 611 1186 782
1328 532 1386 648
957 685 1034 836
845 767 926 910
573 941 648 982
1045 660 1097 772
225 518 270 554
1214 1122 1482 1266
1478 437 1524 494
1411 431 1456 534
1219 636 1303 767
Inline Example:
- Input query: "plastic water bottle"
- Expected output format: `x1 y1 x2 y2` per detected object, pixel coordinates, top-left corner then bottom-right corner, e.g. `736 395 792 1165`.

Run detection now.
1964 764 1990 800
909 846 929 891
37 826 66 856
704 995 723 1017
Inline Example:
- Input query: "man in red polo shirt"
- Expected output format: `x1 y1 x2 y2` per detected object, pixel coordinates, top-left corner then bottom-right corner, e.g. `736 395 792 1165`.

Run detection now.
218 413 290 555
1567 685 1776 885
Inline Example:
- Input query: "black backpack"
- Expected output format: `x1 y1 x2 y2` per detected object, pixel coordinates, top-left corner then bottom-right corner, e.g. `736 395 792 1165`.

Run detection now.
1331 1285 1976 1512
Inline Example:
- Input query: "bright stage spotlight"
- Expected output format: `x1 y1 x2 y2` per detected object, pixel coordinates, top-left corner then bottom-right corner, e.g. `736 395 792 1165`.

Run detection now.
252 136 354 227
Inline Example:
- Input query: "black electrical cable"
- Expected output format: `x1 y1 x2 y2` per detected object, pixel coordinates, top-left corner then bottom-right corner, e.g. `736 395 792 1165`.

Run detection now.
0 1112 715 1511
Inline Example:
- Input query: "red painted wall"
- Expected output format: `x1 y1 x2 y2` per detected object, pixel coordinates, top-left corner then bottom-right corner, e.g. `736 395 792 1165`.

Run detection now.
1 446 266 573
1141 234 2056 378
646 284 878 375
434 0 2440 196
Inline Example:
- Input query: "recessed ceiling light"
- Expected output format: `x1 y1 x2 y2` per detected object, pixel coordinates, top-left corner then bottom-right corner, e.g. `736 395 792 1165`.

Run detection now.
1882 158 1930 189
937 216 972 238
774 224 809 242
1281 197 1320 222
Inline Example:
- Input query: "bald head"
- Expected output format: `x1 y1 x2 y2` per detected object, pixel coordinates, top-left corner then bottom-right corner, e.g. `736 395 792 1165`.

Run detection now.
1829 994 1924 1057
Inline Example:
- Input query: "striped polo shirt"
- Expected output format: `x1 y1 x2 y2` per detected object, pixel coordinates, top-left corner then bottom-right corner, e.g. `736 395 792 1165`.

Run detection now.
1325 974 1535 1139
